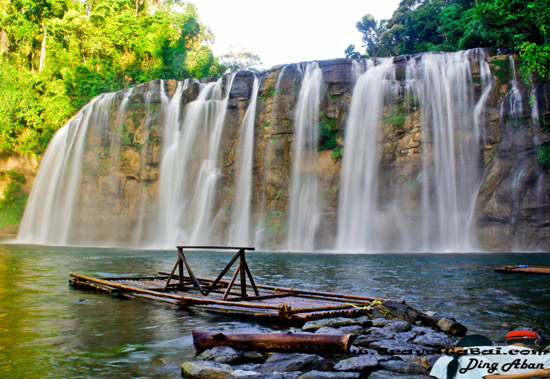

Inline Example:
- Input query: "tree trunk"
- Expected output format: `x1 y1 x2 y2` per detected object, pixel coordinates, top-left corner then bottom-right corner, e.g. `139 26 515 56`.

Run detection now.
0 29 8 55
39 23 46 72
192 331 352 354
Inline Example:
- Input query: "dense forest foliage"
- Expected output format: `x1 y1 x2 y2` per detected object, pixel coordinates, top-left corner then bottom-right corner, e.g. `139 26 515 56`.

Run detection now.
347 0 550 84
1 0 549 160
0 0 223 157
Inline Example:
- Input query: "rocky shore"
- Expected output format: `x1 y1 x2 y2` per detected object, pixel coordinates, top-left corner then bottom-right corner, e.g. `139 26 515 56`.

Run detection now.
181 300 467 378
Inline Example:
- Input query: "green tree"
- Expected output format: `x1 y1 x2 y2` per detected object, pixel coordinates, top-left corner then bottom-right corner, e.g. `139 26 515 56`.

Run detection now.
219 46 263 72
0 0 223 157
351 0 550 84
355 14 378 57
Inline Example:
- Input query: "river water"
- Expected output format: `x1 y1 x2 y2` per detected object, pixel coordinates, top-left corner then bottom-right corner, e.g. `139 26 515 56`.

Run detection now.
0 244 549 378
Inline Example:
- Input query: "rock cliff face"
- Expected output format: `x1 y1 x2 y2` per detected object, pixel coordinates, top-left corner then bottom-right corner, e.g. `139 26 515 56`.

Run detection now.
16 50 550 251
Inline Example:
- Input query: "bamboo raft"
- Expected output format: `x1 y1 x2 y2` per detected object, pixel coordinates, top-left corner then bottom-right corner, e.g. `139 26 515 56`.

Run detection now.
494 265 550 275
70 246 385 323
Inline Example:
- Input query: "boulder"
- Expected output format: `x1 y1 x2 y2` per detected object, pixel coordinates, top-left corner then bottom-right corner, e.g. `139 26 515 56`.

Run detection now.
333 355 379 372
302 317 360 332
198 346 243 364
367 370 433 378
314 327 346 335
436 317 467 336
354 329 396 347
256 353 329 374
380 360 429 375
373 300 419 323
181 360 234 379
411 331 454 348
298 370 360 378
338 325 365 335
369 340 426 355
383 320 411 333
372 318 395 327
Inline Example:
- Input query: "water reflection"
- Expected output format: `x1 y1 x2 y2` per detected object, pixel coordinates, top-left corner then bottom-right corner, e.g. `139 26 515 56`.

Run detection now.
0 245 549 378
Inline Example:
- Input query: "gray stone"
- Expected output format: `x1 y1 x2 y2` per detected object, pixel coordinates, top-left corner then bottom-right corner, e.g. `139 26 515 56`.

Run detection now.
371 318 394 327
230 369 261 377
229 71 255 98
256 353 328 374
383 320 411 333
436 317 467 336
302 317 359 332
198 346 243 364
369 340 426 355
411 331 454 348
367 369 433 378
235 372 302 379
393 330 418 343
380 360 429 375
338 325 365 335
375 300 419 323
181 360 234 379
242 351 268 363
353 329 396 347
315 326 346 334
334 355 379 372
298 370 360 378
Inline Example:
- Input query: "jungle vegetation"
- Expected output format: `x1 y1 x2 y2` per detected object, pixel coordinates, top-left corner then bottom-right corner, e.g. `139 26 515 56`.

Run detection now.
0 0 224 157
347 0 550 85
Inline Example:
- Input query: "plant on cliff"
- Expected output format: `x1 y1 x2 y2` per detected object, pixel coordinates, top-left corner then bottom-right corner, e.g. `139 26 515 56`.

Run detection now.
0 171 28 229
537 144 550 171
0 0 223 157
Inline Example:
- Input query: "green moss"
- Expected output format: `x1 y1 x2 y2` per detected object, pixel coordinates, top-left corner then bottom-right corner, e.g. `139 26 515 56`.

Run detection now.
489 57 510 84
0 171 28 228
539 113 550 133
318 115 338 151
537 144 550 171
484 149 497 166
383 104 406 128
262 210 285 237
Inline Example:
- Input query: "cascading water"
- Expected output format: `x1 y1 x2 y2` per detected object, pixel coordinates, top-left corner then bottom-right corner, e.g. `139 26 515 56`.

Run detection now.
337 59 395 251
156 74 236 247
229 76 259 246
337 50 492 252
16 51 546 251
287 63 323 251
18 94 116 245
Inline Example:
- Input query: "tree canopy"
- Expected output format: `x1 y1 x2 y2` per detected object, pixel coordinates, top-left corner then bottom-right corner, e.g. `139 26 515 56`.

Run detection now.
0 0 224 157
347 0 550 84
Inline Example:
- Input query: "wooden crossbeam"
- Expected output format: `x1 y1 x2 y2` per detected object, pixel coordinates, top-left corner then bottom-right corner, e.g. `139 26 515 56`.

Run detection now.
164 246 259 299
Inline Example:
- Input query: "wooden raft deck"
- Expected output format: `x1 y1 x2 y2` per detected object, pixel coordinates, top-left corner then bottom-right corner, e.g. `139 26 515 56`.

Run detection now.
69 246 384 323
494 265 550 275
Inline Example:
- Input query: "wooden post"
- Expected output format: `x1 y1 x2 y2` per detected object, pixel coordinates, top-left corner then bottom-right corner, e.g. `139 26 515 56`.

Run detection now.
239 249 247 297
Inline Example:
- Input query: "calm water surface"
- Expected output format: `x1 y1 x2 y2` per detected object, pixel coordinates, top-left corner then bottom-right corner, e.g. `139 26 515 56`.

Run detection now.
0 244 549 378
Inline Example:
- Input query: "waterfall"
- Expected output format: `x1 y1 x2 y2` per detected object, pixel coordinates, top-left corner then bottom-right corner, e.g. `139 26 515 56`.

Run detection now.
287 63 323 251
17 51 544 251
418 52 479 251
18 94 116 245
336 59 395 251
156 74 236 247
337 51 487 252
155 81 185 246
229 76 259 245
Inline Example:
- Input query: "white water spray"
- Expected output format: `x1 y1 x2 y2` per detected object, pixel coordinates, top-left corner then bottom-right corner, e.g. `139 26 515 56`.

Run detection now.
287 63 323 251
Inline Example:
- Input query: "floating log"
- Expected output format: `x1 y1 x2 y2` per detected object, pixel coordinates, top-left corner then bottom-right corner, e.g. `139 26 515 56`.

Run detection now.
494 266 550 275
192 331 352 354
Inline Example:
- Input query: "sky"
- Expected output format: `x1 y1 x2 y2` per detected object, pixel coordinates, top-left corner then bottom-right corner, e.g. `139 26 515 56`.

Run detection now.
188 0 402 70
